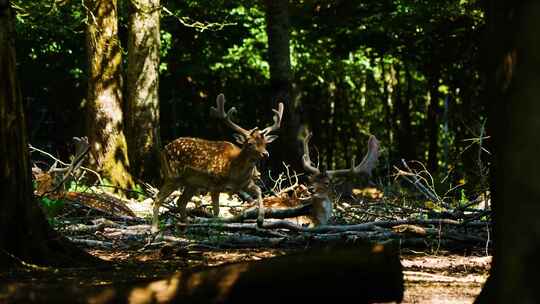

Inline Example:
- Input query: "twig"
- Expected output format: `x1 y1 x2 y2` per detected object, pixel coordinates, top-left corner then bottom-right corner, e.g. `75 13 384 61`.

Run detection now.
394 159 454 210
29 143 103 185
161 6 236 32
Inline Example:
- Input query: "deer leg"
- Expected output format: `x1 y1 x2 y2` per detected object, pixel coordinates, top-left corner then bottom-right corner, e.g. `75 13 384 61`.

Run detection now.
152 182 177 233
210 191 220 217
176 187 197 221
246 182 264 227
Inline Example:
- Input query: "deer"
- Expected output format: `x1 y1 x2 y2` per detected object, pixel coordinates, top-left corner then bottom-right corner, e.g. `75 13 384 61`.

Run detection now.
151 94 284 232
300 130 380 226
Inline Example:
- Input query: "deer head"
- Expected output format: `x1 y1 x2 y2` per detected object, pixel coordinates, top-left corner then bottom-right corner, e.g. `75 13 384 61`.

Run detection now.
300 129 380 226
210 93 284 160
301 130 380 182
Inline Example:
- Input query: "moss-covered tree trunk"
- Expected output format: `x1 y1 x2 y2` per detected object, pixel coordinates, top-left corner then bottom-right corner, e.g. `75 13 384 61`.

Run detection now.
0 1 97 268
126 0 161 183
264 0 302 171
475 1 540 303
85 0 134 190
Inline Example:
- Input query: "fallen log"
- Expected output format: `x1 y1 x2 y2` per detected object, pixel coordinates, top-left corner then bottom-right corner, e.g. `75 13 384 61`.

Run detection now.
66 237 113 248
222 203 312 222
3 242 403 303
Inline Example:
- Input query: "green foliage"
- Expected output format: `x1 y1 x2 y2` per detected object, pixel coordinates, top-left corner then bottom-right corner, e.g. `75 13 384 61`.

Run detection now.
131 183 147 201
459 189 470 207
15 0 487 193
210 5 269 78
160 30 173 73
39 196 65 218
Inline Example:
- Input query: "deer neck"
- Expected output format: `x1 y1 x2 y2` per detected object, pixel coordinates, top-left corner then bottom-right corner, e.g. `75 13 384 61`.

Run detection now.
229 149 258 177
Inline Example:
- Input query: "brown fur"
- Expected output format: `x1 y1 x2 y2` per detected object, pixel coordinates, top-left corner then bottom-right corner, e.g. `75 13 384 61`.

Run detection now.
152 137 265 232
152 94 283 232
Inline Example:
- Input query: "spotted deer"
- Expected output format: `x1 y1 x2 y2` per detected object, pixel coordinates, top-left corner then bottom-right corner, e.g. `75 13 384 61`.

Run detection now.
152 94 284 232
301 130 380 226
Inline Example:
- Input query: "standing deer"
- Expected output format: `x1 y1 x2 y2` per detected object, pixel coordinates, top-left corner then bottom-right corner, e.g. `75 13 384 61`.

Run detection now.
152 94 283 232
301 130 380 226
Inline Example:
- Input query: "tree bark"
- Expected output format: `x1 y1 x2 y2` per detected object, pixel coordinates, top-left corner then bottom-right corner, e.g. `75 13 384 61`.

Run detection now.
264 0 302 171
0 2 98 268
126 0 161 183
475 1 540 303
427 71 440 174
85 0 134 191
396 65 415 160
380 59 395 158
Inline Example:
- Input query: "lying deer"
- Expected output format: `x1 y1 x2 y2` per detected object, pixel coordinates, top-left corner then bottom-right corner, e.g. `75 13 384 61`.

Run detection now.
300 130 380 226
152 94 283 232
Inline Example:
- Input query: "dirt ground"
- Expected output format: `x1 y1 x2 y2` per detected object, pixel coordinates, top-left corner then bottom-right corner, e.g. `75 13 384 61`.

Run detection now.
0 245 490 303
1 191 490 303
400 250 490 303
104 247 489 304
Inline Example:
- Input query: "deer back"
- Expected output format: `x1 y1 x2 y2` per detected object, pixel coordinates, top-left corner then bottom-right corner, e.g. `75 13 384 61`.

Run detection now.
161 137 261 190
161 137 240 178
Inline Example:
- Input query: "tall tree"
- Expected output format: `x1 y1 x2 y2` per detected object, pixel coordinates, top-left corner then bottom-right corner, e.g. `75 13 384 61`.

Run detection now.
264 0 302 170
126 0 161 183
475 1 540 303
426 68 441 174
85 0 134 190
0 0 96 267
396 65 415 161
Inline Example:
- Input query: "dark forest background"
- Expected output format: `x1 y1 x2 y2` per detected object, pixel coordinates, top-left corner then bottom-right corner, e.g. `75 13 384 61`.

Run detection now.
14 0 486 198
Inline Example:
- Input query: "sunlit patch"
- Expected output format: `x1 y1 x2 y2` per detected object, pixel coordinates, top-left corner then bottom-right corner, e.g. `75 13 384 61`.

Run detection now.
215 264 249 301
128 273 181 303
371 243 385 253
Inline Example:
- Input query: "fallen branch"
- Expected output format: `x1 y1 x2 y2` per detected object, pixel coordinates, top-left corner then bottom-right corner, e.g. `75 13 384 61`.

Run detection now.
200 234 287 248
66 237 113 248
180 220 304 235
213 203 312 223
61 220 121 234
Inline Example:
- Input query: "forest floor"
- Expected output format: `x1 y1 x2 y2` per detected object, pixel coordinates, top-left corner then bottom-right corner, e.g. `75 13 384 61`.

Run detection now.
1 245 490 303
2 186 491 303
88 247 490 303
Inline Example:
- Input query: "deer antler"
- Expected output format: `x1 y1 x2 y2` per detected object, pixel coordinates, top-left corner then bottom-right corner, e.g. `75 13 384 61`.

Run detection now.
210 94 250 137
301 130 321 175
326 135 380 178
261 102 284 136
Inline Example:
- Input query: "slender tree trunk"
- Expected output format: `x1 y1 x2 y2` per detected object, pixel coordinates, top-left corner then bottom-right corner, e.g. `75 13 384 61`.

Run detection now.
0 2 98 268
475 1 540 303
264 0 302 171
427 71 440 173
126 0 161 183
85 0 134 191
380 59 394 158
396 65 414 160
326 86 337 170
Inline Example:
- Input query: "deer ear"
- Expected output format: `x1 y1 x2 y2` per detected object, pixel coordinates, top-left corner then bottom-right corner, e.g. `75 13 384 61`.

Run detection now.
265 135 278 143
233 133 246 144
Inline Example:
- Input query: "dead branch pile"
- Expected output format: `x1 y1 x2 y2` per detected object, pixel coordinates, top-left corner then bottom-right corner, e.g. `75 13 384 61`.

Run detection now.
30 140 491 254
50 183 490 254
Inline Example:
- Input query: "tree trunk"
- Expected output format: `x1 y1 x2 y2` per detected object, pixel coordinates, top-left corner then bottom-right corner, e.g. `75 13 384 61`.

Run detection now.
85 0 134 191
381 59 395 158
126 0 161 183
475 2 540 303
427 72 440 174
0 2 98 268
264 0 302 171
396 65 414 160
